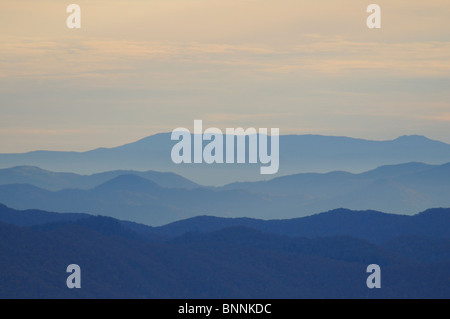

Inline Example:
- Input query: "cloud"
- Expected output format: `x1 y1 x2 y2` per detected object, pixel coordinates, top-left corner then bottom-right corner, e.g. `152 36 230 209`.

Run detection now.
2 36 450 85
1 0 450 151
204 112 294 123
421 113 450 123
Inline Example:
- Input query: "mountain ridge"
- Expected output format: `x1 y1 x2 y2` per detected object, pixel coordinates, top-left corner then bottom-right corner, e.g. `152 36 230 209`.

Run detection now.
1 205 449 298
1 133 450 185
0 161 449 225
0 165 199 190
1 203 449 244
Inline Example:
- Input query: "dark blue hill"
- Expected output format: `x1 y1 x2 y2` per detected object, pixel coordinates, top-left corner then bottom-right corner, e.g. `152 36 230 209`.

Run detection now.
1 204 449 244
1 216 449 298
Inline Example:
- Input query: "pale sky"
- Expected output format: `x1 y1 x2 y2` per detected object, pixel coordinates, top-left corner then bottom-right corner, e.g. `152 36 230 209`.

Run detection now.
1 0 450 152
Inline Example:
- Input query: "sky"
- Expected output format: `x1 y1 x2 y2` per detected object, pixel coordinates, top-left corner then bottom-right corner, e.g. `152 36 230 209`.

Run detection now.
1 0 450 152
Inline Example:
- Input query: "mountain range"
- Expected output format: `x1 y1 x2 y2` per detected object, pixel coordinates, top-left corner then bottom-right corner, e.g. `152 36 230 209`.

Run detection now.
1 204 449 244
0 165 199 191
1 204 449 298
1 134 450 185
1 133 449 298
0 162 449 225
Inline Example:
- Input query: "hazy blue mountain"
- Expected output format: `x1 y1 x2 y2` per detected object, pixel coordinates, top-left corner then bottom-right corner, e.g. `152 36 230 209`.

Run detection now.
1 204 449 244
221 162 438 195
151 208 450 243
0 162 450 225
219 162 450 214
1 214 449 298
0 175 278 226
0 203 166 243
358 162 433 179
0 165 199 191
1 134 450 185
0 203 90 227
380 236 450 263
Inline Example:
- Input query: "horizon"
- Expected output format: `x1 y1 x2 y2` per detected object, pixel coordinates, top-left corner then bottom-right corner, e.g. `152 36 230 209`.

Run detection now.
0 131 448 154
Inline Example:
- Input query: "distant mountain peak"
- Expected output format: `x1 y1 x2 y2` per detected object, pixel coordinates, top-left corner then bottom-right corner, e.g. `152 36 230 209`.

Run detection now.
396 134 427 139
393 135 438 143
2 165 45 172
2 133 450 185
92 174 161 192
